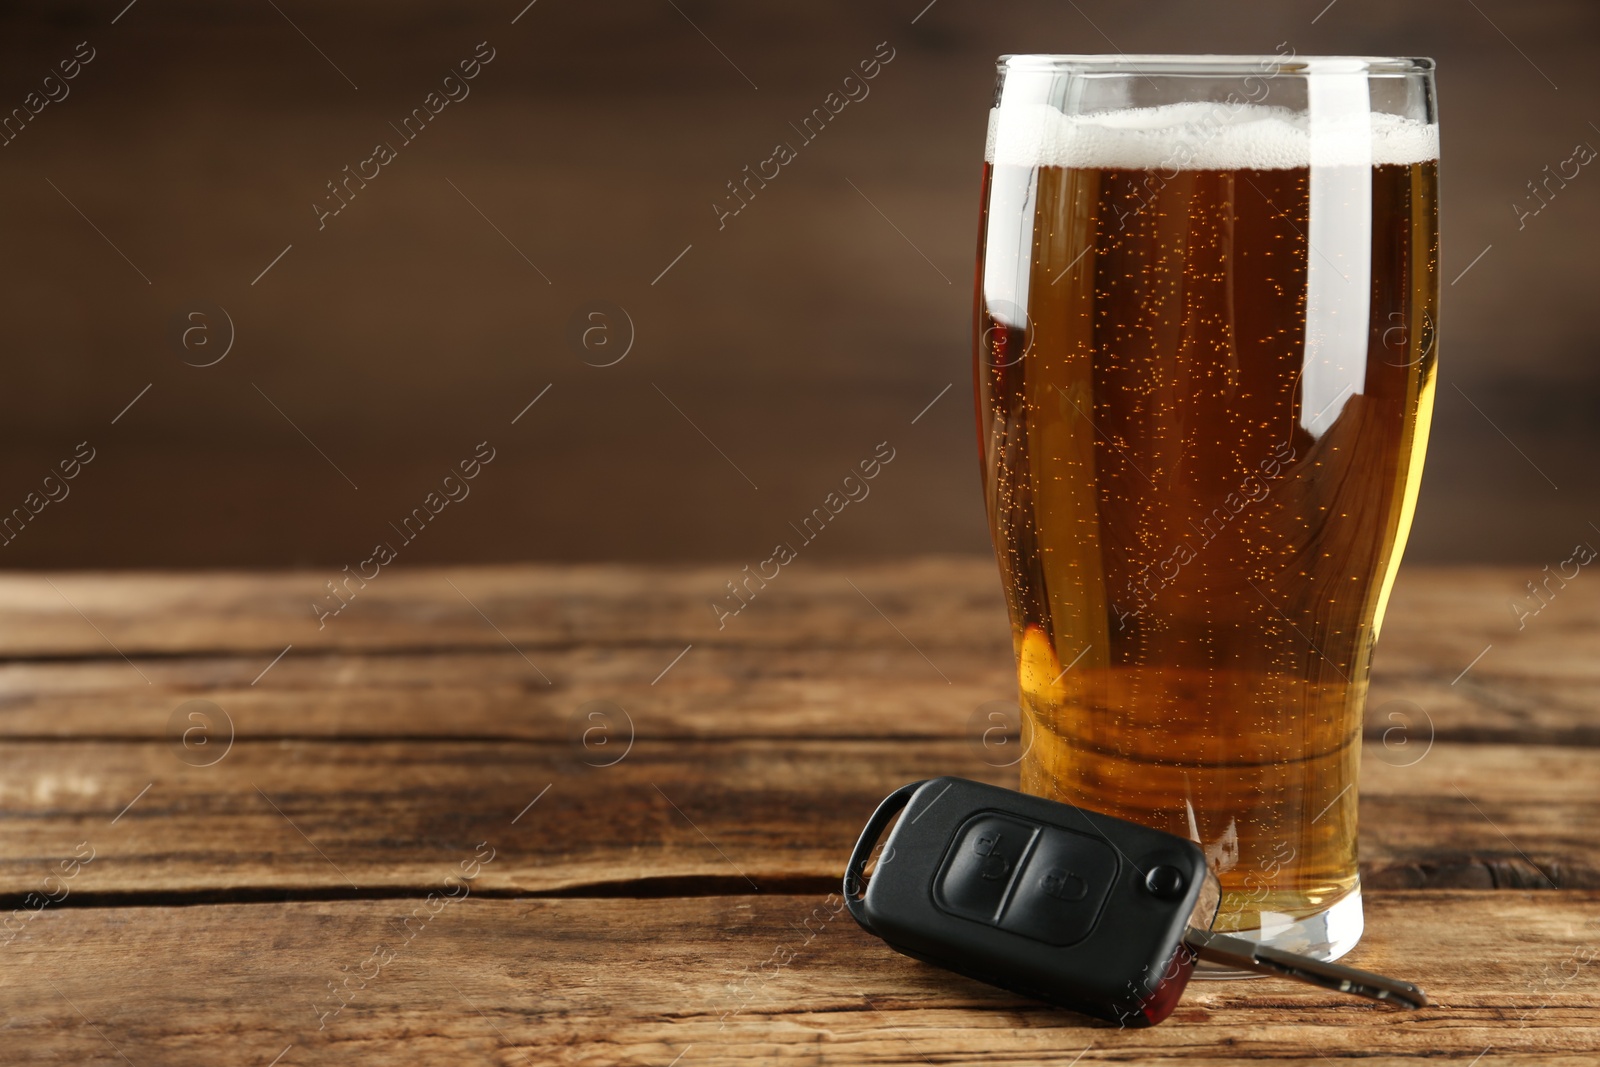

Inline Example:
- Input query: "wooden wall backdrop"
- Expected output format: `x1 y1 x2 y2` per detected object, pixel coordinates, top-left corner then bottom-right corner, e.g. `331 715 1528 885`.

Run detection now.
0 0 1596 568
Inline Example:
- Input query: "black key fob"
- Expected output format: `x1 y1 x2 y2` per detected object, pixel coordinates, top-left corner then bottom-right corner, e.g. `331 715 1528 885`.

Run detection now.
844 777 1427 1026
843 776 1217 1026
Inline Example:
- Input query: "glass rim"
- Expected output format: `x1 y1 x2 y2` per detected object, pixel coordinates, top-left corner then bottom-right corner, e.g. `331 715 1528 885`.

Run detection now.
996 54 1435 76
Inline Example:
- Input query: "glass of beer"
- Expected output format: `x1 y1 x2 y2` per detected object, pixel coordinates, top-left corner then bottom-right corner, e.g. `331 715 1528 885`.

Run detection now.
974 55 1437 966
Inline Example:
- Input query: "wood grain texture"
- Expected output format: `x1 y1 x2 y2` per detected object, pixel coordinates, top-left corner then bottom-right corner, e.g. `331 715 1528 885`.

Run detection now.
0 561 1013 657
0 565 1595 747
1 645 1590 744
0 562 1595 1062
5 891 1599 1066
1 666 1598 753
0 562 1583 662
0 739 1591 897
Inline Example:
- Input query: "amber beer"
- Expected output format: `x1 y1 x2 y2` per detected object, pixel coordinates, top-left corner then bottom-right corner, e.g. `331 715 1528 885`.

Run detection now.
975 85 1438 949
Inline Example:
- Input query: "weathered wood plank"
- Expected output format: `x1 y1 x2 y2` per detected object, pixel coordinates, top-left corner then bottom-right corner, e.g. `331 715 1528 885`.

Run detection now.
0 646 1594 746
0 646 1012 741
0 560 1013 657
1 564 1594 672
0 739 1592 897
4 891 1598 1065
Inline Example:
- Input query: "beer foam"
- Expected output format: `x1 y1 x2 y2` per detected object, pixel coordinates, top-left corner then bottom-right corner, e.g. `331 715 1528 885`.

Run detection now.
985 101 1438 169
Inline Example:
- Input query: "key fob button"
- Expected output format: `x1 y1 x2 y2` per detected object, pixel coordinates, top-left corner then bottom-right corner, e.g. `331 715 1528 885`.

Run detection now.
933 814 1038 924
997 827 1118 946
1144 864 1187 900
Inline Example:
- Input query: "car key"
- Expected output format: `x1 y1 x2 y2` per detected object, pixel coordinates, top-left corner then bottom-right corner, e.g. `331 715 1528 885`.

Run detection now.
843 777 1427 1026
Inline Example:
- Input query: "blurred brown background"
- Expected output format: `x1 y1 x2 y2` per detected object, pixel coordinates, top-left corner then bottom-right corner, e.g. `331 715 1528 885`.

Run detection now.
0 0 1594 569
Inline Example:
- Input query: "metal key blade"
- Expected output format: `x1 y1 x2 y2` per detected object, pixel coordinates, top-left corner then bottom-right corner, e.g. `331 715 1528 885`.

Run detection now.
1184 928 1429 1010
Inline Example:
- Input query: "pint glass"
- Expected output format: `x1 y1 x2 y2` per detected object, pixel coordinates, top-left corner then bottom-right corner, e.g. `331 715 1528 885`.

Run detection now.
974 55 1438 962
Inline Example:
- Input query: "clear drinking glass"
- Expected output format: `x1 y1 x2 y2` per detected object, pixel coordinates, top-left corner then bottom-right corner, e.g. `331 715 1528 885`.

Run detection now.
973 54 1438 966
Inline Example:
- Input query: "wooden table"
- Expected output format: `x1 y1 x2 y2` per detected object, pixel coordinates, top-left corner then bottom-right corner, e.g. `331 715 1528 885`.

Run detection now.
1 560 1596 1065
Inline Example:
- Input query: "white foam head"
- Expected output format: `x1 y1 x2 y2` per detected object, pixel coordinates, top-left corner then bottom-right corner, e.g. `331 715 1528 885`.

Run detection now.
986 101 1438 169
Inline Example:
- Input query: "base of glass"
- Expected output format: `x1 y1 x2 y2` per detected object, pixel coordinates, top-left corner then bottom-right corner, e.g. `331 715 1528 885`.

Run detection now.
1192 883 1364 979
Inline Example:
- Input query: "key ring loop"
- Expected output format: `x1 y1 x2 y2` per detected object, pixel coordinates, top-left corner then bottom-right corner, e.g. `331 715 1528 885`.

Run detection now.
843 780 925 935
